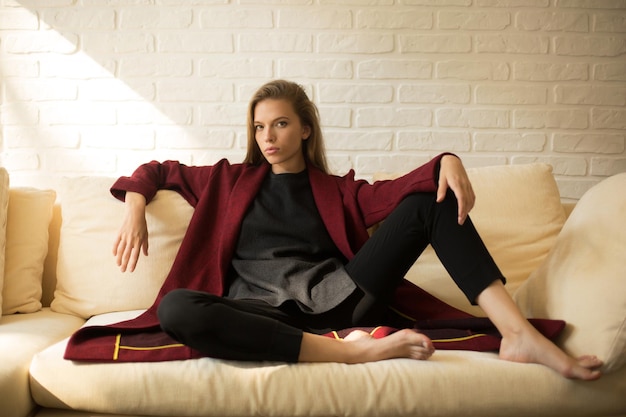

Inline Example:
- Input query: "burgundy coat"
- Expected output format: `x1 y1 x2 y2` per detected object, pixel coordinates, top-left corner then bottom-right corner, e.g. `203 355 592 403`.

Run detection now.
110 154 445 302
64 154 448 361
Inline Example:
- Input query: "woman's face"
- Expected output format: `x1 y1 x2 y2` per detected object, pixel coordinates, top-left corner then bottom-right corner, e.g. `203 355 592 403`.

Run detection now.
254 99 311 174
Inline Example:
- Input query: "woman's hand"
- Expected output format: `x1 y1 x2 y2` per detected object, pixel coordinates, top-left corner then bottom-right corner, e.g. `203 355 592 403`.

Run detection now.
437 155 475 225
112 192 149 272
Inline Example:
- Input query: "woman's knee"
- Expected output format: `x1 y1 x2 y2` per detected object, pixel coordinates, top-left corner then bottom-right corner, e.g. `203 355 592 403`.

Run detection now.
157 289 199 331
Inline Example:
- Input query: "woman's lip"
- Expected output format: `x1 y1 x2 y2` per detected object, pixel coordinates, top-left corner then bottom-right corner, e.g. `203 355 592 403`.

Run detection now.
265 147 279 155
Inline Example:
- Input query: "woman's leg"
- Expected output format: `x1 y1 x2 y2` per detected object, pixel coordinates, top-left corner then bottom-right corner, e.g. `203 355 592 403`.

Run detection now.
347 191 602 380
157 288 434 364
476 280 602 380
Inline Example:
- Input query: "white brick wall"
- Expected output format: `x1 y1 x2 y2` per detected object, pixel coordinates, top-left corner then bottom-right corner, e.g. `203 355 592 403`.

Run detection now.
1 0 625 201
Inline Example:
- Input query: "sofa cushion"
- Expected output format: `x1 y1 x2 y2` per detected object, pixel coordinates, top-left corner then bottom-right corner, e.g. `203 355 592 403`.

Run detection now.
0 308 84 417
378 163 566 315
2 188 56 315
0 168 8 319
51 176 194 319
514 173 626 374
29 310 626 417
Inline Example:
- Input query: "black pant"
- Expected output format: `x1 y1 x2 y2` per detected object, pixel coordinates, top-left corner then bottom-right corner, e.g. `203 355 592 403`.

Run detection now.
157 191 504 362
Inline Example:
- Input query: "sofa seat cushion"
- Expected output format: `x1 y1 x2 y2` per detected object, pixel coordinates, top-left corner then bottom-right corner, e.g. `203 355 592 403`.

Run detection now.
30 310 626 417
0 308 85 417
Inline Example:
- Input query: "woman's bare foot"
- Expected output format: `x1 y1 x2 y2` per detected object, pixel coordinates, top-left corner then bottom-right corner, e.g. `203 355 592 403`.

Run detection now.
298 329 435 364
499 325 603 381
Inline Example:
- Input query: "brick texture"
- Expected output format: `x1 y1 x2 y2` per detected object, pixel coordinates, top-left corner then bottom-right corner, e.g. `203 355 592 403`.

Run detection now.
1 1 625 200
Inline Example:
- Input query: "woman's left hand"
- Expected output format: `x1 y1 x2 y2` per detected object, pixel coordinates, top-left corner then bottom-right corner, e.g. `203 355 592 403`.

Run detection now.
437 155 475 225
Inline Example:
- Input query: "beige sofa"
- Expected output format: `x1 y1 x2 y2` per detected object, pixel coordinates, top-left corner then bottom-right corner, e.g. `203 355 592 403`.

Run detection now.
1 162 625 417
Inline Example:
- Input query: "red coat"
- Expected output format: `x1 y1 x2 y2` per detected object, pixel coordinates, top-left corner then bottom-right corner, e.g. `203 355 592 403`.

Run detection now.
111 154 445 301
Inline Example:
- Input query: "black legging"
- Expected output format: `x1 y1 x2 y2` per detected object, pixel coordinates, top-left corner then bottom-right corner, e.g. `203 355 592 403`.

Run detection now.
157 191 504 362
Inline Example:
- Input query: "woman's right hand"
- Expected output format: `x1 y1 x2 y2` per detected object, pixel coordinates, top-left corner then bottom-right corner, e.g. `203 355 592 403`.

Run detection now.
113 192 149 273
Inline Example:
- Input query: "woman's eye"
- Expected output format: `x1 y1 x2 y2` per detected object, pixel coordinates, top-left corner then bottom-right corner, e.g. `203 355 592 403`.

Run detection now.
276 121 287 127
255 125 263 131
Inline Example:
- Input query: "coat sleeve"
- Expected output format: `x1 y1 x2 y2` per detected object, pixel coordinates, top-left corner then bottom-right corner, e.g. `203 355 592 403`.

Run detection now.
349 153 450 227
110 159 220 207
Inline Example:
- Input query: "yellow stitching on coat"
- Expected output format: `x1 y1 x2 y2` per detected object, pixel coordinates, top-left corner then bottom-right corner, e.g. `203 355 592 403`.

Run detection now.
331 331 341 340
388 306 416 322
118 343 186 351
431 334 487 343
370 326 383 336
113 334 122 361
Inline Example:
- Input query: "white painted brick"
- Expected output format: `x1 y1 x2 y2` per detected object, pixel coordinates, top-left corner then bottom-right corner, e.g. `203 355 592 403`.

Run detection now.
2 126 79 149
1 103 39 125
200 103 247 126
84 33 154 54
156 128 235 150
0 58 39 77
193 151 245 167
81 127 155 150
356 154 431 176
240 33 312 53
476 85 546 105
397 131 471 151
559 0 626 9
356 10 432 30
590 157 626 176
324 131 392 151
555 85 626 106
399 34 471 54
319 84 393 104
279 59 352 79
476 0 548 6
39 103 116 126
594 62 626 81
476 34 549 54
279 9 351 29
120 56 193 77
515 11 588 32
1 151 40 171
512 156 587 176
437 61 510 81
592 108 626 130
454 155 509 168
157 80 233 102
4 31 78 54
356 108 432 128
438 11 510 30
80 79 155 101
359 60 432 80
437 108 509 129
553 134 625 154
119 8 192 29
45 150 116 173
403 0 470 5
474 133 546 152
116 103 193 126
201 58 274 79
326 155 353 177
39 55 116 79
318 107 352 128
554 36 626 57
556 178 600 200
318 33 393 54
514 109 588 129
158 33 232 53
0 8 40 29
41 8 115 30
594 13 626 33
6 80 78 101
399 84 471 104
514 61 588 81
200 8 273 29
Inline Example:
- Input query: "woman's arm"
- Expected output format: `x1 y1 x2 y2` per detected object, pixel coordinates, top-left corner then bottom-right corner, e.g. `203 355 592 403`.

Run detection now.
112 191 149 273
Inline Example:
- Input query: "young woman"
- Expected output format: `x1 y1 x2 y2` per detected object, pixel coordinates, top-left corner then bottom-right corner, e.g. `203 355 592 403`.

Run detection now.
112 80 602 380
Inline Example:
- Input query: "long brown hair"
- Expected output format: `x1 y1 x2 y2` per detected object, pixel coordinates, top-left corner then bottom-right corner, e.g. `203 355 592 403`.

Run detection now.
244 80 330 174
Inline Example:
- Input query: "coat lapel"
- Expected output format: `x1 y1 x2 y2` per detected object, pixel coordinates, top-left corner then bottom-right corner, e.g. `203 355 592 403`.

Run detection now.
308 164 354 258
